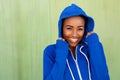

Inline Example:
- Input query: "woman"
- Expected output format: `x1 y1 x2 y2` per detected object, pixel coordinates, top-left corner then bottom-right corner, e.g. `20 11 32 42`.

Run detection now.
43 4 110 80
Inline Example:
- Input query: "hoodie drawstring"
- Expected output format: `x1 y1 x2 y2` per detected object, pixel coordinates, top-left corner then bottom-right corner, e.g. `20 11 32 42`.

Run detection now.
80 46 92 80
66 46 92 80
66 59 75 80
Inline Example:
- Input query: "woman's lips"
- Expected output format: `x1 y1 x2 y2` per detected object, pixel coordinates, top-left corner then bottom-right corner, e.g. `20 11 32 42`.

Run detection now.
69 38 78 43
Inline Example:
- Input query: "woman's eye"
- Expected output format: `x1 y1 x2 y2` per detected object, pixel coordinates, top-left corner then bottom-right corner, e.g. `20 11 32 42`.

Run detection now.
78 28 83 30
66 27 72 30
78 28 84 30
66 26 72 30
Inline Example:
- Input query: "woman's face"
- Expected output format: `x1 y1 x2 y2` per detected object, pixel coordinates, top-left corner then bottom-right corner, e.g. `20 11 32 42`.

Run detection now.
63 16 85 48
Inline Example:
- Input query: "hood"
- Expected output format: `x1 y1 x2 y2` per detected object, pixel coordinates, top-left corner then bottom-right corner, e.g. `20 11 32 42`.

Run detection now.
58 4 94 41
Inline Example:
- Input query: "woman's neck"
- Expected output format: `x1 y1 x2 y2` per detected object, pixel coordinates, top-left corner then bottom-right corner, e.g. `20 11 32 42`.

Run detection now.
70 46 76 59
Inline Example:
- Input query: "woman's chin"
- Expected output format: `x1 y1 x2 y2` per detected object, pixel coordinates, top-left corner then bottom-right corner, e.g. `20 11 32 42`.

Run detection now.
69 43 78 48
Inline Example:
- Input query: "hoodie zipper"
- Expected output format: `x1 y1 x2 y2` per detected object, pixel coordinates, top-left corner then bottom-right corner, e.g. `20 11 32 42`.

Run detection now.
67 46 83 80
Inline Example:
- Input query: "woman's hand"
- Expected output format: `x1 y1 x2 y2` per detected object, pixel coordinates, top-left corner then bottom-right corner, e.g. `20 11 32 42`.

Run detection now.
58 38 65 41
86 31 94 38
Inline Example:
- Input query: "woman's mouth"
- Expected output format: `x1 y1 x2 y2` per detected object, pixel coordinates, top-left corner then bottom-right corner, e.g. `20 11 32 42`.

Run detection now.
69 38 78 43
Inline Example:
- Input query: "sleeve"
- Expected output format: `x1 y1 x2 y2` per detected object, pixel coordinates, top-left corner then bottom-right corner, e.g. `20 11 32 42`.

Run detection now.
86 33 110 80
43 40 69 80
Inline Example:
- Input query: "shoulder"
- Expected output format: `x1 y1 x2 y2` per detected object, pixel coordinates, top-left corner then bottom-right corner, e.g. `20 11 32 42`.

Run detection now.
44 44 56 52
43 44 56 60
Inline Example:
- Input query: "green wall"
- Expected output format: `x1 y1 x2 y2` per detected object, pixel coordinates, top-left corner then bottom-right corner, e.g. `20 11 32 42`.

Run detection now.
0 0 120 80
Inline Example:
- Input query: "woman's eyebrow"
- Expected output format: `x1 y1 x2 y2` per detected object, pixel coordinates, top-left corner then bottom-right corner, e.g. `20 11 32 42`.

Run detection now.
65 25 73 27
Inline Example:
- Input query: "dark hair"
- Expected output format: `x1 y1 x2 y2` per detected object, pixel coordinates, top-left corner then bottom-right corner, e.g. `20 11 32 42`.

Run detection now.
79 15 88 27
62 15 87 28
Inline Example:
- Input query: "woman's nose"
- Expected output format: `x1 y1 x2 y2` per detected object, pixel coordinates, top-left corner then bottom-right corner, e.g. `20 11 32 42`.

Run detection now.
72 30 78 37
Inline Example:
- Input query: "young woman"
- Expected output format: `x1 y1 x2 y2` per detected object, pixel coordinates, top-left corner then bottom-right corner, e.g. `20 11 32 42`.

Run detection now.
43 4 110 80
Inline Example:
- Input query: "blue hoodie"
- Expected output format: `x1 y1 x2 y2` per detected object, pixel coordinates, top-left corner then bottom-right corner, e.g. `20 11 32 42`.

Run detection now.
43 4 110 80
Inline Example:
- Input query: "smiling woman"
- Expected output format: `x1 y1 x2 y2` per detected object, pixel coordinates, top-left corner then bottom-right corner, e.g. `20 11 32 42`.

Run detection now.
62 16 85 59
43 4 110 80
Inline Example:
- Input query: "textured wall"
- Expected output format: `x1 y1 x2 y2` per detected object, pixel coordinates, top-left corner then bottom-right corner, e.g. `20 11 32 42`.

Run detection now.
0 0 120 80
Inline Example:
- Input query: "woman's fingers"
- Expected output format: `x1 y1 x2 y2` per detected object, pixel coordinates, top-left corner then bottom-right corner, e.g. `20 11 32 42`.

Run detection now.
86 31 94 38
58 38 65 41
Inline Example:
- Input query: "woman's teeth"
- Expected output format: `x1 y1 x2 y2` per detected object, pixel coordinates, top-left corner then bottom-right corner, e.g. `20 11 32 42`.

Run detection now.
69 38 78 43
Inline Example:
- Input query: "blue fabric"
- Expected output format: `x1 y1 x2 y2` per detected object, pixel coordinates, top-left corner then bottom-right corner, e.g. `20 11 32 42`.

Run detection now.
43 4 110 80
